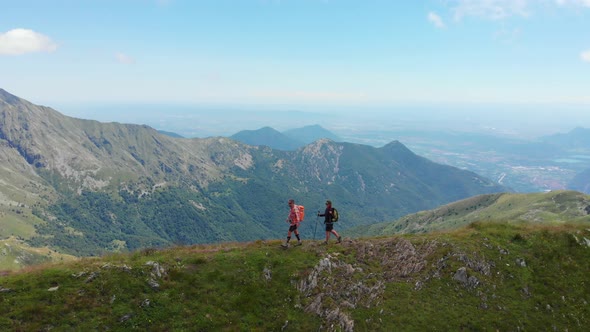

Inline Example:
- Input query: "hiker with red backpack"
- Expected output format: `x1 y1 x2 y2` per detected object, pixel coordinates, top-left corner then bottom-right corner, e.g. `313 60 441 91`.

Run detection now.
282 199 303 248
318 200 341 244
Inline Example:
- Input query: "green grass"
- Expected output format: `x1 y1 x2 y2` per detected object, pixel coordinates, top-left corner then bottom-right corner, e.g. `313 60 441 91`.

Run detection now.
0 213 37 238
0 223 589 331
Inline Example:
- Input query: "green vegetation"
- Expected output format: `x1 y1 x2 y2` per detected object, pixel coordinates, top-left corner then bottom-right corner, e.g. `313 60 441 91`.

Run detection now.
1 222 589 331
28 186 283 256
0 213 37 239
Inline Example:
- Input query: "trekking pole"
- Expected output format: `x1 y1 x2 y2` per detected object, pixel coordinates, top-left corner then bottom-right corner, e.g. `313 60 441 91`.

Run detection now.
313 211 319 240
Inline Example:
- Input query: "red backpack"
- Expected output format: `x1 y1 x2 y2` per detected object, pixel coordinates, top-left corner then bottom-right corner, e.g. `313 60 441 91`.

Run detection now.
295 205 305 222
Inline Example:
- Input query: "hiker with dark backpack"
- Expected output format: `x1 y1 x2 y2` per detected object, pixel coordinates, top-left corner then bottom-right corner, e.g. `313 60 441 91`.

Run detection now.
282 199 303 248
318 200 341 244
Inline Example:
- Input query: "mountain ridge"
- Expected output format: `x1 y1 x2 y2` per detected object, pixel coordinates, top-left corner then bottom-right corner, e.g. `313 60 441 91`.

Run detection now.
0 88 508 262
348 190 590 237
230 124 340 151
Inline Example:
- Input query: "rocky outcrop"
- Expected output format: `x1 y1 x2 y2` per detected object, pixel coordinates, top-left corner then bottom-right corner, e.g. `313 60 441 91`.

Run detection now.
297 238 438 331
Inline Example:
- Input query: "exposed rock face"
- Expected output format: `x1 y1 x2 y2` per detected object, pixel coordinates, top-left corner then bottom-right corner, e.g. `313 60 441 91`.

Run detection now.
298 238 438 331
145 261 167 290
298 139 344 184
294 236 518 331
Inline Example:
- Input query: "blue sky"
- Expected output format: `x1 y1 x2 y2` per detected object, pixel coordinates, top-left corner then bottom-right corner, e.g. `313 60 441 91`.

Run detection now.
1 0 590 107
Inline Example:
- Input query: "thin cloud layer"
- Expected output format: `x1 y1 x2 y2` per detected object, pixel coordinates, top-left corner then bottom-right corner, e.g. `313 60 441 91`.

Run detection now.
0 28 57 55
556 0 590 8
450 0 590 21
451 0 530 20
428 12 446 28
116 52 136 64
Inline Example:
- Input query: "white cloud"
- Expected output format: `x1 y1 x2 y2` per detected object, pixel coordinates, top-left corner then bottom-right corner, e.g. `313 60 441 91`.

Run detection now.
447 0 590 22
452 0 530 20
0 28 58 55
581 50 590 62
556 0 590 8
428 12 446 28
116 52 135 64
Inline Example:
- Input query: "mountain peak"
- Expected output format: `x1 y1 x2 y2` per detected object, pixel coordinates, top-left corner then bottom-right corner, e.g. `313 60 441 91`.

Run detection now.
230 126 302 150
0 88 22 105
283 124 341 144
381 140 415 155
258 126 281 133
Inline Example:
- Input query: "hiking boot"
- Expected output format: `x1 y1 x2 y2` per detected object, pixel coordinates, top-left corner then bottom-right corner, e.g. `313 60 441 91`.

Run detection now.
297 240 302 246
281 242 290 248
337 236 342 244
322 240 328 245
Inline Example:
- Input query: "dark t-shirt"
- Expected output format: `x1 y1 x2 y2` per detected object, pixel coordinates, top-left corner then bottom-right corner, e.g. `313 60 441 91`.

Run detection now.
320 207 334 223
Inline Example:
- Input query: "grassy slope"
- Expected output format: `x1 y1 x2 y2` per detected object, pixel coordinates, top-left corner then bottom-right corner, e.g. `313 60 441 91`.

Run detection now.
0 222 589 331
0 237 76 270
352 190 590 237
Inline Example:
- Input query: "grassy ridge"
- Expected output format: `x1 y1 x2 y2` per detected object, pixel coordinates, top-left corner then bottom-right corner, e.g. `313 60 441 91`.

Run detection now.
352 190 590 237
1 222 589 331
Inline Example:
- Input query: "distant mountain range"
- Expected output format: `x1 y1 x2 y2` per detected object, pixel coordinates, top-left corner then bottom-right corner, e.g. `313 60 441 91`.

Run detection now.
83 103 590 194
543 127 590 194
169 125 590 194
230 124 341 150
541 127 590 150
389 127 590 193
0 88 508 262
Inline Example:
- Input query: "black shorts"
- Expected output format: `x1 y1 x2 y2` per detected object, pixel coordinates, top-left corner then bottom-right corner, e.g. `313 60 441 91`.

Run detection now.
289 224 298 232
325 223 333 232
